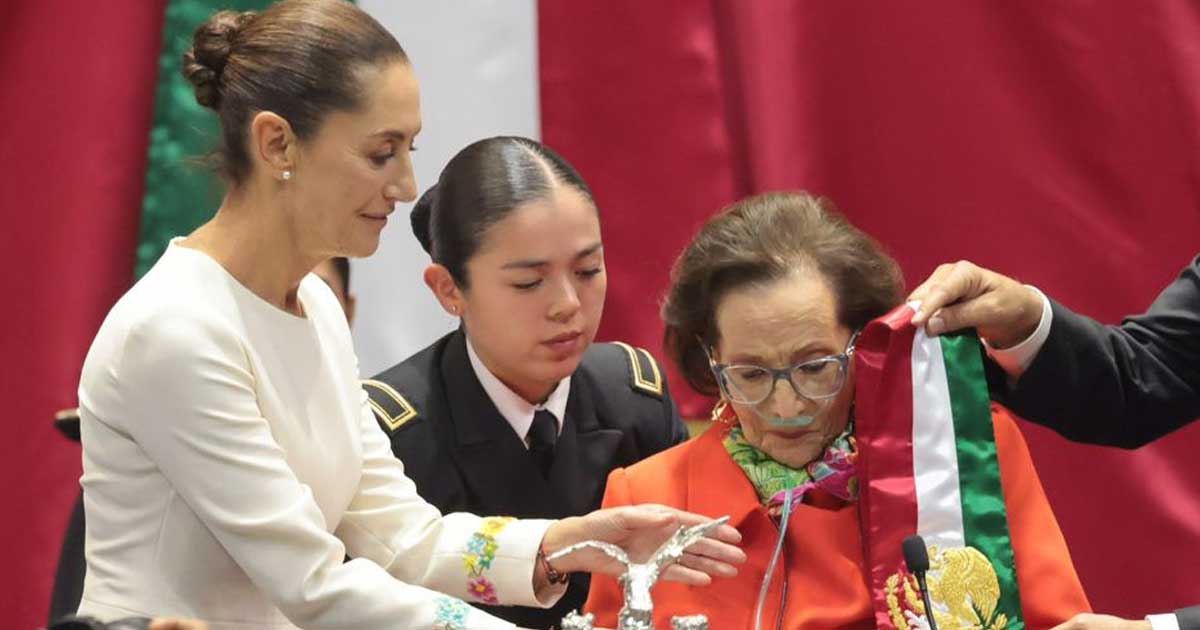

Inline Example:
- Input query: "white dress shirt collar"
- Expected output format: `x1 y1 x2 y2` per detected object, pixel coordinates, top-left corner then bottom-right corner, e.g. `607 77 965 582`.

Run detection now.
465 335 570 447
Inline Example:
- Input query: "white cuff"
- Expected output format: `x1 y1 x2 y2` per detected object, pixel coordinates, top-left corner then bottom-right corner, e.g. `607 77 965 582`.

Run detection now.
487 517 562 608
983 285 1052 377
1147 613 1181 630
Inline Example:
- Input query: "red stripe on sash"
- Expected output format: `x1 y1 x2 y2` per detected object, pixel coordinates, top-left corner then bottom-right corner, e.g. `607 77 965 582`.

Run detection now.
854 305 920 629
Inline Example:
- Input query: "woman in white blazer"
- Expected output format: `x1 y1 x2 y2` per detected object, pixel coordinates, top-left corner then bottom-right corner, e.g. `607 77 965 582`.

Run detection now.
74 2 743 629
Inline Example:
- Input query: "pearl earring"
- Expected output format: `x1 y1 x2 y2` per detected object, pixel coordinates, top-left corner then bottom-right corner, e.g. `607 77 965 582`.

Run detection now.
282 170 293 181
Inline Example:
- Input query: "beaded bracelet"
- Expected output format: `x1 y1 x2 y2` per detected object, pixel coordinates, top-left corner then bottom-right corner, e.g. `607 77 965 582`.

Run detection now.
537 545 570 585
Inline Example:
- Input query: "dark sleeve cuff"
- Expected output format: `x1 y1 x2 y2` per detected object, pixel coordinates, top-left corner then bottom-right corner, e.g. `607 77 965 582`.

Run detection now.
1175 604 1200 629
994 298 1140 445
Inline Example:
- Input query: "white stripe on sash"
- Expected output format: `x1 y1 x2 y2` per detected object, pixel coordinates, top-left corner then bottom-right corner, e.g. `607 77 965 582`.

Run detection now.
911 329 966 552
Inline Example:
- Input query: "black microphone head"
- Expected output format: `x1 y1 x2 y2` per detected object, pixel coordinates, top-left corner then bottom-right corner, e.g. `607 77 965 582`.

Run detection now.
902 535 930 573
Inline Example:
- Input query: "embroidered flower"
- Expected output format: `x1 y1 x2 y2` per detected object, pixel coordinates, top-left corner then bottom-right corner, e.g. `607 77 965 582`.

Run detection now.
468 577 499 604
463 516 515 602
479 516 514 537
463 553 481 575
432 596 470 630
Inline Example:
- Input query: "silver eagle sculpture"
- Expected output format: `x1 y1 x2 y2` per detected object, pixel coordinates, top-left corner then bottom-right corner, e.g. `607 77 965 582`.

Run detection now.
550 515 730 630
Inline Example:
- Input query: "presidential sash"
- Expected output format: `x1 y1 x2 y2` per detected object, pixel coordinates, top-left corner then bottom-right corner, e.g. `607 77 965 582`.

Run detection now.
854 304 1023 630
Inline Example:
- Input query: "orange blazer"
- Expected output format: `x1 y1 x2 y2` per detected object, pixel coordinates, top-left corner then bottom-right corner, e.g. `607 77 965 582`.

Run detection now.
583 405 1090 629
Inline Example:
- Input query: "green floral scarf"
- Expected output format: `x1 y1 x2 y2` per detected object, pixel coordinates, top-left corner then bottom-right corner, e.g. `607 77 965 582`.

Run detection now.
722 423 858 509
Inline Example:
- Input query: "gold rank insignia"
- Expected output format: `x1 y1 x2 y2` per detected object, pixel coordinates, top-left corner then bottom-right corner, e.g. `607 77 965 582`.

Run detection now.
612 341 664 397
361 379 418 432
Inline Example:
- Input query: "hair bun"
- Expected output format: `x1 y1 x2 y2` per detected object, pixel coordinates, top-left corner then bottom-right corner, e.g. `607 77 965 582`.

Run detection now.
410 184 439 255
181 10 256 110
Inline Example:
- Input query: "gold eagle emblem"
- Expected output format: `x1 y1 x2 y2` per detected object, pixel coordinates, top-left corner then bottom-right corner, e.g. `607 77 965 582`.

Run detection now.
885 544 1008 630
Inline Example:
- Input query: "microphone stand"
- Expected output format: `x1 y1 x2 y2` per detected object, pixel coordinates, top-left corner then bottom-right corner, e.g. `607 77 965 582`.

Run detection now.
914 568 939 630
902 535 939 630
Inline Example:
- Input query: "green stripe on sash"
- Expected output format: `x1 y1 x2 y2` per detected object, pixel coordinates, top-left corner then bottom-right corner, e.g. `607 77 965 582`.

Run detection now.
941 331 1025 629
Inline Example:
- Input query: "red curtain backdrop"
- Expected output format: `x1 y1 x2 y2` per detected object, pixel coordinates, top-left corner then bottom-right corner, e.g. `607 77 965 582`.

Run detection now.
0 2 165 627
541 1 1200 618
6 2 1199 627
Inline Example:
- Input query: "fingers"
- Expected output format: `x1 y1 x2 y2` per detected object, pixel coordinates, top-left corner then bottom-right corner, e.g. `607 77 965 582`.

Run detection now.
659 563 713 586
712 522 742 544
688 520 742 545
661 507 743 544
906 261 1042 345
676 549 739 579
659 547 745 584
908 261 986 327
615 504 679 531
937 282 1042 347
926 290 1007 336
907 262 956 306
680 536 747 566
907 262 963 322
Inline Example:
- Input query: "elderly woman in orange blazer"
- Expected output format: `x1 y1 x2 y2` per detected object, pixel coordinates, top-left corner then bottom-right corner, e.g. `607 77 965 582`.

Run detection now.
584 192 1090 629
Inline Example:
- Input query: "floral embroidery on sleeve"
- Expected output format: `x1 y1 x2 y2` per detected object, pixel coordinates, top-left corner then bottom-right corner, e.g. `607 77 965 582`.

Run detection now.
463 516 515 605
432 596 470 630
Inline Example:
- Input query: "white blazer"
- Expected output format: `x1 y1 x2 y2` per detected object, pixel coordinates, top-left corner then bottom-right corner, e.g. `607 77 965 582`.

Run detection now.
77 243 559 630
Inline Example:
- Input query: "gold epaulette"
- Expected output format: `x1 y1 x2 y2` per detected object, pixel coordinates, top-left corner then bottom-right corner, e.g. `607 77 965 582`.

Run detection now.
611 342 665 398
361 379 419 432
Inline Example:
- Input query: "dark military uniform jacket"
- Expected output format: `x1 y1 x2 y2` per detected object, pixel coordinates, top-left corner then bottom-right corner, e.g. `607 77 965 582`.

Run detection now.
364 329 689 629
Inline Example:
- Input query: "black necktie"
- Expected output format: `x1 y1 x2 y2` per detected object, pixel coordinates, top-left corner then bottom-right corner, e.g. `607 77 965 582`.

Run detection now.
528 409 558 478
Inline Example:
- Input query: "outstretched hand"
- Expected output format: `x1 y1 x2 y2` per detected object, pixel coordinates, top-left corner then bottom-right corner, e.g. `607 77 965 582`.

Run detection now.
543 505 745 586
907 260 1043 349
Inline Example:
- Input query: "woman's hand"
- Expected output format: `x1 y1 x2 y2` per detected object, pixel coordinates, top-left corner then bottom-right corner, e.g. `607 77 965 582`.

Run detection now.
541 504 745 586
908 260 1043 349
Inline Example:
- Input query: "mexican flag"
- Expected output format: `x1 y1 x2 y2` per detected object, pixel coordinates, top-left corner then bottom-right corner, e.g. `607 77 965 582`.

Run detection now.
854 304 1023 630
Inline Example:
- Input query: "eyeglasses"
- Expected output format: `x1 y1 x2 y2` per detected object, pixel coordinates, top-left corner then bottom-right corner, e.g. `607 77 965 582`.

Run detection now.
707 330 860 406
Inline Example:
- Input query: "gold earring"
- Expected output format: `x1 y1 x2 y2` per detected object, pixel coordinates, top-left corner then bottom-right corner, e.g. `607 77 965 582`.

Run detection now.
711 399 733 424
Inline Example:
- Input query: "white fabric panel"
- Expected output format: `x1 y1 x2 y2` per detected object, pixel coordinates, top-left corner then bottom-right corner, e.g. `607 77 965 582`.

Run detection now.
353 1 540 376
910 329 967 553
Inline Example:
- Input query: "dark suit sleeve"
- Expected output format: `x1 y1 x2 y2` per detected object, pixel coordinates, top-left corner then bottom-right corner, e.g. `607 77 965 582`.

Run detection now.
996 255 1200 448
1176 604 1200 630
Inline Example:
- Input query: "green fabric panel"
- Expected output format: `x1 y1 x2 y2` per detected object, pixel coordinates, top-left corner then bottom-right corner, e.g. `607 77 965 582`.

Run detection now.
941 331 1025 629
134 0 283 279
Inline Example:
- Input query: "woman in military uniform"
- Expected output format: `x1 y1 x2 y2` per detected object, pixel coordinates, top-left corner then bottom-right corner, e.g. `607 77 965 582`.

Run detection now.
365 136 689 629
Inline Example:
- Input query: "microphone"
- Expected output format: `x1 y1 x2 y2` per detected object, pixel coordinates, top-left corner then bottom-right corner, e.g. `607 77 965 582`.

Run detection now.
902 535 939 630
